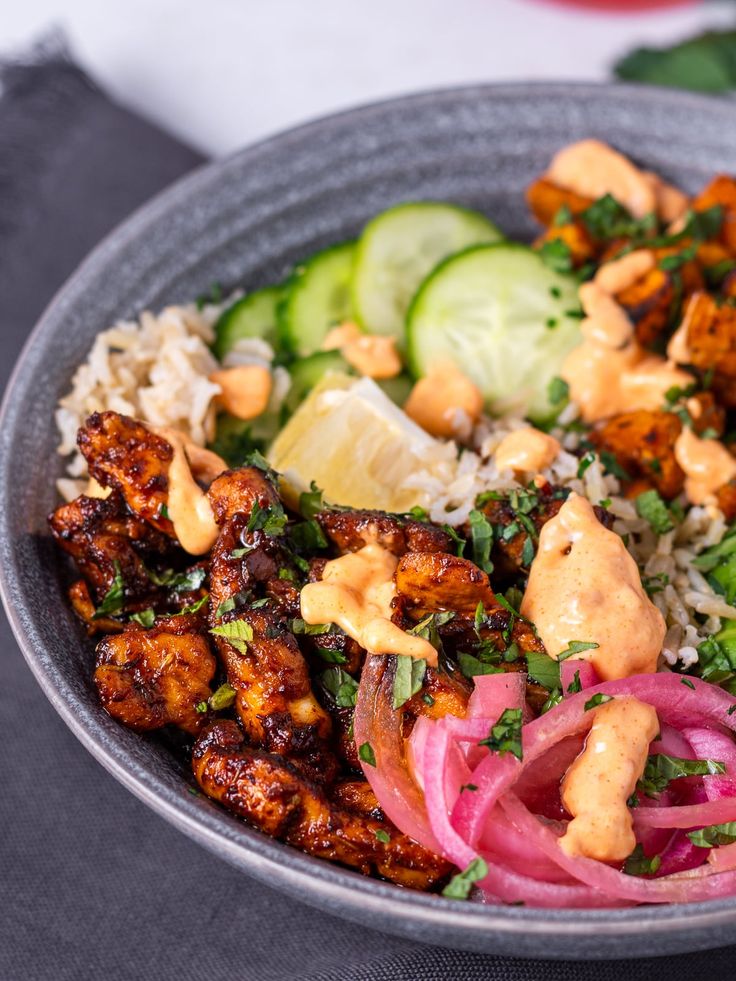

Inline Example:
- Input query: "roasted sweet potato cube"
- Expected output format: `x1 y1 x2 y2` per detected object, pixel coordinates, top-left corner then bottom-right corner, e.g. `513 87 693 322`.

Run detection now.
688 391 726 439
683 292 736 407
526 178 594 227
615 266 675 348
394 552 497 617
590 410 684 500
716 481 736 522
535 222 595 268
692 175 736 255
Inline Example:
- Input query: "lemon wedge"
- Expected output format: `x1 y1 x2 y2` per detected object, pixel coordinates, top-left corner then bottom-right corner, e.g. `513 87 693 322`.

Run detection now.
268 373 454 511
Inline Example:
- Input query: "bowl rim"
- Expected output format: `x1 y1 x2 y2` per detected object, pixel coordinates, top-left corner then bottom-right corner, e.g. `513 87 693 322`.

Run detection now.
5 79 736 952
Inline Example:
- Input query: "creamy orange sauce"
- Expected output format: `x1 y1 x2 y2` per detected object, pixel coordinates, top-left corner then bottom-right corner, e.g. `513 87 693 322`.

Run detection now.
405 362 483 439
322 321 401 379
666 293 700 365
579 282 634 349
210 364 272 421
494 427 560 474
642 171 689 225
520 493 665 680
560 698 659 862
562 340 693 423
674 427 736 505
154 427 226 555
299 543 437 665
594 249 654 296
546 139 656 219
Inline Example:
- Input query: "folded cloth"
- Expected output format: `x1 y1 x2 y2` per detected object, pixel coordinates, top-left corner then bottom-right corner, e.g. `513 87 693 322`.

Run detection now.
1 39 735 981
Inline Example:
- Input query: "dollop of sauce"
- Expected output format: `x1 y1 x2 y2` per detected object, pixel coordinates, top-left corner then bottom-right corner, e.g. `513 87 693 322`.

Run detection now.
210 364 272 421
322 322 401 379
494 427 560 474
154 427 226 555
579 282 634 349
560 697 659 862
666 292 701 365
299 543 437 665
520 493 665 680
674 427 736 504
642 171 689 225
405 362 483 439
546 139 656 219
594 249 654 296
562 341 693 424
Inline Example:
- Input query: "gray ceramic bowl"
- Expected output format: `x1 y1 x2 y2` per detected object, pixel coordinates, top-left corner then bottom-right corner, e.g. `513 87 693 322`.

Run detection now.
3 82 736 961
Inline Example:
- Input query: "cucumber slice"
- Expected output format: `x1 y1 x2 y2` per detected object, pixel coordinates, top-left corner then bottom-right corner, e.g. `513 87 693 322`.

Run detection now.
279 242 356 357
352 202 502 340
285 351 352 413
212 286 282 361
406 244 582 421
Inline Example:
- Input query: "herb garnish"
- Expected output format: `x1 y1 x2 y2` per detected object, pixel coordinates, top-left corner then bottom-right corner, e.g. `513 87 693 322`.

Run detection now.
584 693 614 711
146 566 206 592
637 754 725 798
468 509 494 575
320 667 359 708
392 656 427 709
525 648 561 691
636 489 675 535
374 829 391 844
557 640 599 662
247 499 288 537
209 619 254 654
358 742 376 767
479 708 524 761
441 858 489 899
624 844 661 877
687 822 736 849
93 561 125 619
130 608 155 628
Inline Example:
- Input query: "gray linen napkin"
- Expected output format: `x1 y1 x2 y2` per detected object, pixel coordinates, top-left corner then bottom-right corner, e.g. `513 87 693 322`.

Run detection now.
1 38 735 981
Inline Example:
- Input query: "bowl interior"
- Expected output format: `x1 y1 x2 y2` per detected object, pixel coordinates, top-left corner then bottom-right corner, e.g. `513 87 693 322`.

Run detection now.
4 82 736 960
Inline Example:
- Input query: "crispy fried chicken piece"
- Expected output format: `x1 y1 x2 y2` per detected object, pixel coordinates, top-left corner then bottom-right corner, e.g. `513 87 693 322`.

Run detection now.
316 509 451 556
207 468 336 782
331 779 384 819
590 410 684 500
78 412 175 533
193 720 450 889
692 175 736 255
94 613 216 734
615 267 675 348
526 178 594 226
48 491 171 601
394 552 498 617
680 292 736 408
213 607 336 783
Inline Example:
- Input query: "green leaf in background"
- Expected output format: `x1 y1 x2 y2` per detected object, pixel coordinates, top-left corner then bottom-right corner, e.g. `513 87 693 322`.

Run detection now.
614 31 736 93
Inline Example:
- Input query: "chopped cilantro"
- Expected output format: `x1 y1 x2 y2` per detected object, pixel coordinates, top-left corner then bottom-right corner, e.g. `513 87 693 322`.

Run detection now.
146 566 206 592
358 742 376 767
598 450 630 481
374 829 391 844
567 670 582 694
681 677 695 690
547 376 569 407
468 509 494 575
637 754 725 798
584 693 614 711
577 451 596 478
541 689 563 714
636 489 674 535
209 619 254 654
130 608 155 628
320 667 359 708
538 238 573 274
624 844 661 877
525 648 561 691
441 857 488 899
291 619 331 635
688 822 736 848
290 518 328 551
93 562 125 619
558 640 599 661
479 708 523 761
176 594 209 616
247 499 287 537
299 481 324 519
392 656 427 709
209 682 237 711
458 653 503 679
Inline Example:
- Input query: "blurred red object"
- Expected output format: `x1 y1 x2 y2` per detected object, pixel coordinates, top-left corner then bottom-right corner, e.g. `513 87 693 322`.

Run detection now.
540 0 698 10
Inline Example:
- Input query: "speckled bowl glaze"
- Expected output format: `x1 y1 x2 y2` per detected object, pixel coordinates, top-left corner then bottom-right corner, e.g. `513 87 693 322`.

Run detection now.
3 84 736 960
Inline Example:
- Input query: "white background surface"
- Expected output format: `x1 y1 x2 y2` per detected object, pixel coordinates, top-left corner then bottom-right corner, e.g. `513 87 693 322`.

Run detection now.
2 0 735 156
